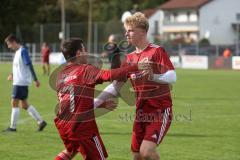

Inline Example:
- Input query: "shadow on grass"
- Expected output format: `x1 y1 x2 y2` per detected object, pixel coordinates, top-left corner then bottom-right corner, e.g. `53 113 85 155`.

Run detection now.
167 133 224 138
101 132 131 135
101 132 224 138
175 96 239 101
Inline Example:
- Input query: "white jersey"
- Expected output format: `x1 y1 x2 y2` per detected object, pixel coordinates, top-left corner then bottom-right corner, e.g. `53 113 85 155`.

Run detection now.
12 47 32 86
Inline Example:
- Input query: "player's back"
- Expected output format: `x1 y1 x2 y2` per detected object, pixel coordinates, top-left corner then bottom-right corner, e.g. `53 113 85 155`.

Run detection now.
55 64 100 140
13 46 32 85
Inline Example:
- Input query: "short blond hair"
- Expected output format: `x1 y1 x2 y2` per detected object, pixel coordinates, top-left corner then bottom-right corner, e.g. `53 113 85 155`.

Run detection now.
124 12 149 32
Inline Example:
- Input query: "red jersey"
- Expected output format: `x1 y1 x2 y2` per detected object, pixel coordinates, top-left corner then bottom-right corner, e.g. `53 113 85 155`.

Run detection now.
122 43 174 110
41 46 50 57
55 63 137 140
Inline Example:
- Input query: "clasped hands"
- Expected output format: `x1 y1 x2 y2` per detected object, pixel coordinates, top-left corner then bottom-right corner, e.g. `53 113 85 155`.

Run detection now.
138 58 153 80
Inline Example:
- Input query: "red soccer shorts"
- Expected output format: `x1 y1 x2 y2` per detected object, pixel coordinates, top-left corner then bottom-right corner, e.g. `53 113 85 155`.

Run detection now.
131 107 172 152
61 134 108 160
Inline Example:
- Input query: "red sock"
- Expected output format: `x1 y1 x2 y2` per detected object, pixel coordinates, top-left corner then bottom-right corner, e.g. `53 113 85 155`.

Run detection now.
55 152 71 160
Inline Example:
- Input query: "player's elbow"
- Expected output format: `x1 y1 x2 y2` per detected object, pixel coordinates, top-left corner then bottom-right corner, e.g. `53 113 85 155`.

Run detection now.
170 70 177 84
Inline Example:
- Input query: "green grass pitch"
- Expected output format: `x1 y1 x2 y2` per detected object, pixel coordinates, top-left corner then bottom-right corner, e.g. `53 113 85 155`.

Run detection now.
0 63 239 160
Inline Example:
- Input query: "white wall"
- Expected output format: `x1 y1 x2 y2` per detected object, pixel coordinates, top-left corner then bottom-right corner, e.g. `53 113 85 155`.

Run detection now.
200 0 240 45
147 10 164 42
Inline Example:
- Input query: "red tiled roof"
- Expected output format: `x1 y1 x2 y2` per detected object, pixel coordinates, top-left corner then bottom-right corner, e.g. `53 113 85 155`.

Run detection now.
142 8 159 18
160 0 211 10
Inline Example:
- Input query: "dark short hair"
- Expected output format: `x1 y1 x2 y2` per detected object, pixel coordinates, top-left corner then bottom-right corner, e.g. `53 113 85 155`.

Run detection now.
61 38 84 60
4 34 20 43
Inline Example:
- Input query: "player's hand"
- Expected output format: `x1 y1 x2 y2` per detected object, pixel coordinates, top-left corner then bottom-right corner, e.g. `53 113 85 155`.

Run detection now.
141 68 154 80
7 74 13 81
35 80 40 87
99 100 117 111
138 58 153 80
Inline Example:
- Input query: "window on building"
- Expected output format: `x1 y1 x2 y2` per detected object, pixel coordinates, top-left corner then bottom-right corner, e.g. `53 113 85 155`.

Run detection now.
187 11 191 21
173 12 178 21
236 13 240 21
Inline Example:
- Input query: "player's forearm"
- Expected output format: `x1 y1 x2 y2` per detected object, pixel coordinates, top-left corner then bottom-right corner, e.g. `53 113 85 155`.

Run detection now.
28 63 38 81
150 70 176 84
94 81 121 108
110 65 138 81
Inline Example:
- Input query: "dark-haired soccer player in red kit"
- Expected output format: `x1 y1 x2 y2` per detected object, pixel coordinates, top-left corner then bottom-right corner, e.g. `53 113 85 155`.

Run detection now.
54 38 150 160
94 12 177 160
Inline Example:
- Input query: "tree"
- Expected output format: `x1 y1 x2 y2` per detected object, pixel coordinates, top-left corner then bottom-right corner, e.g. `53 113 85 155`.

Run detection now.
0 0 169 43
0 0 43 41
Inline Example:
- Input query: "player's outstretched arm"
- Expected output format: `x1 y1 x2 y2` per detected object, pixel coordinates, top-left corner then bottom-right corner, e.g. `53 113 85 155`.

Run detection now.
94 81 123 108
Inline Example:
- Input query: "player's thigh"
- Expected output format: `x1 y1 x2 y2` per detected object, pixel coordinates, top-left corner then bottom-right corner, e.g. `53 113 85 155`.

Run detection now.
61 138 78 156
11 99 19 107
12 86 28 99
12 85 28 106
144 107 172 145
131 121 145 153
78 134 108 160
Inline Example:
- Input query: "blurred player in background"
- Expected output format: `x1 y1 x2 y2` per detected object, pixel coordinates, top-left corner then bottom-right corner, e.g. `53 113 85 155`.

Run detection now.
3 34 47 132
94 12 177 160
54 38 150 160
101 34 121 69
41 42 51 75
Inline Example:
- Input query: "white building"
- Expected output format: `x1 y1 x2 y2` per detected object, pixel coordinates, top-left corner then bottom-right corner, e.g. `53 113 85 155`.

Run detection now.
199 0 240 45
142 8 164 43
145 0 240 45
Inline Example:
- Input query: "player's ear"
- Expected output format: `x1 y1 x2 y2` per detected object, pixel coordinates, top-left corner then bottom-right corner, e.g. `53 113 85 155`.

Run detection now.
76 50 81 56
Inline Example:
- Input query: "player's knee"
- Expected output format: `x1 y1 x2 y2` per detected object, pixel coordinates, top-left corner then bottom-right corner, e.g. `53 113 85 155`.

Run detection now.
140 149 159 160
22 105 28 110
55 151 72 160
132 152 141 160
140 150 151 160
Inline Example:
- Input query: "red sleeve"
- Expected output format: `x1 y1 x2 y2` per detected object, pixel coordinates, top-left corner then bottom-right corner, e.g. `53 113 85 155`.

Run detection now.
120 55 129 68
153 47 174 74
96 65 138 83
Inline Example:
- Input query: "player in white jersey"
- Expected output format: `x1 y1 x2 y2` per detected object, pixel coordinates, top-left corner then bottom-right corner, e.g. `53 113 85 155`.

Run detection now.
3 34 47 132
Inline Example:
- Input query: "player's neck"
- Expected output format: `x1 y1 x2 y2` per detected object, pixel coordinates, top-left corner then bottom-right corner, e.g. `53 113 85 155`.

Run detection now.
15 44 22 50
135 40 149 53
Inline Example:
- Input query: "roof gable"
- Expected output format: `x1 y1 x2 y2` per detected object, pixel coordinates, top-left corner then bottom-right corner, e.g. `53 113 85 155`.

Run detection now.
160 0 211 10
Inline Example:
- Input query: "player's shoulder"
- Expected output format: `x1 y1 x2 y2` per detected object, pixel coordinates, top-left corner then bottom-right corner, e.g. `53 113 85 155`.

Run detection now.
148 43 161 49
21 46 29 54
124 50 136 61
128 50 136 56
148 43 167 53
148 43 166 51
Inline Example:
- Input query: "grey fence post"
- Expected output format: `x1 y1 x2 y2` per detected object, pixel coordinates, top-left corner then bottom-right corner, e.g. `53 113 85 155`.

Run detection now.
196 43 199 55
66 23 70 39
216 45 219 56
236 23 239 56
94 22 98 54
32 43 36 63
40 24 44 45
178 43 181 56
